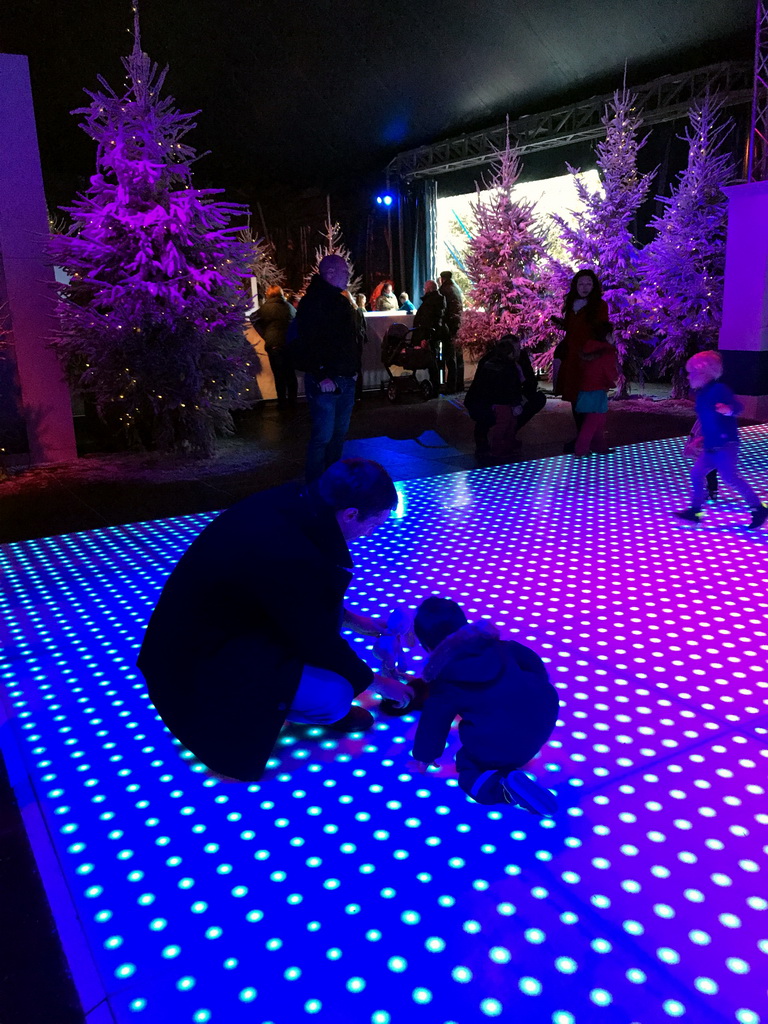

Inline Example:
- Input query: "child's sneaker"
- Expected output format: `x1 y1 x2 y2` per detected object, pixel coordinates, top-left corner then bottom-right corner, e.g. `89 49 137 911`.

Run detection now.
674 508 704 523
501 771 558 817
748 503 768 530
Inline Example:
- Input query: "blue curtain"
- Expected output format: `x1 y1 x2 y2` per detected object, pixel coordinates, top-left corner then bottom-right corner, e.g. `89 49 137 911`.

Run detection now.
399 178 437 301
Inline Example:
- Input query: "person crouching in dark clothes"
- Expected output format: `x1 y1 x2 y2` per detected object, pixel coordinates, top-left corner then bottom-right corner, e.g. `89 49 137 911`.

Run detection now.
407 597 559 816
137 459 413 782
465 335 545 463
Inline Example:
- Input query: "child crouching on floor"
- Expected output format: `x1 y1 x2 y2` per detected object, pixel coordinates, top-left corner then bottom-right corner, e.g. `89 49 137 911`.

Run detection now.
675 351 767 530
407 597 559 816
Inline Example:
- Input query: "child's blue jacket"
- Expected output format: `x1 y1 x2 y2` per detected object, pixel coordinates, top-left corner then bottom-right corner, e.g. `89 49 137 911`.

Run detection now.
695 380 742 450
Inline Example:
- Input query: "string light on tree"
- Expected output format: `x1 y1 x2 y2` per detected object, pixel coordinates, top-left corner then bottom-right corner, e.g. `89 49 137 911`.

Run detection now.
48 6 260 455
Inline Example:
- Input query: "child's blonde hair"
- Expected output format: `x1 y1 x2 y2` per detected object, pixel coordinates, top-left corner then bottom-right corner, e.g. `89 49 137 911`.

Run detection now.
686 350 723 381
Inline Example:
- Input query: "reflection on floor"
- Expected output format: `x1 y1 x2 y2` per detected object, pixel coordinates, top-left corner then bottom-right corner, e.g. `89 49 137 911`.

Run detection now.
1 429 767 1024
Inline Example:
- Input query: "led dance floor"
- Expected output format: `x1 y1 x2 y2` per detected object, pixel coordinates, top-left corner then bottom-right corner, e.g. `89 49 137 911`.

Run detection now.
2 429 768 1024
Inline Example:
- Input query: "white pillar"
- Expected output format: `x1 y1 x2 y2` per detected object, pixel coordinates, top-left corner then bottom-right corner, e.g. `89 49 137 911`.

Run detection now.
0 53 76 465
719 180 768 420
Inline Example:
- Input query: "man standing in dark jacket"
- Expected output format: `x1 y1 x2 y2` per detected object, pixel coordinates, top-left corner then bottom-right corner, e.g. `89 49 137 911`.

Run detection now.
439 270 464 393
413 280 446 395
137 459 412 782
250 285 297 407
292 254 360 482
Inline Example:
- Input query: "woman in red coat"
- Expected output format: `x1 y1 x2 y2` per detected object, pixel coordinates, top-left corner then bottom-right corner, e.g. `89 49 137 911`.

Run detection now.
551 270 609 448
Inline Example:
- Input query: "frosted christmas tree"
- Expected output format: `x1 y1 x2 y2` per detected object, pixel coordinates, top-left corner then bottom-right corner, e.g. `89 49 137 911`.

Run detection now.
552 88 655 395
242 229 284 302
305 205 362 295
50 16 258 455
640 97 733 396
457 132 557 360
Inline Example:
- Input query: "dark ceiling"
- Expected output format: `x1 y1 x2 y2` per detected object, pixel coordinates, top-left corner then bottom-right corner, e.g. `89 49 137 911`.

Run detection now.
1 0 754 211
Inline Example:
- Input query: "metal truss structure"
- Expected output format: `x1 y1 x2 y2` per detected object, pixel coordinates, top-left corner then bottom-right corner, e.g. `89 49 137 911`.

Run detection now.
748 0 768 180
388 61 752 182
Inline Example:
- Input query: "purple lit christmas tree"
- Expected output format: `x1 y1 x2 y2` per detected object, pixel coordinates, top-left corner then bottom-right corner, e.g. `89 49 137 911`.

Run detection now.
552 89 655 395
50 17 258 455
640 98 733 397
457 134 557 360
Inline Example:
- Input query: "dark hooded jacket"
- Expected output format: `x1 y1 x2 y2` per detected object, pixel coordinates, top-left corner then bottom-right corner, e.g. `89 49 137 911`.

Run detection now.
412 623 559 767
413 289 447 341
137 483 372 781
250 294 295 351
439 279 463 333
291 274 359 377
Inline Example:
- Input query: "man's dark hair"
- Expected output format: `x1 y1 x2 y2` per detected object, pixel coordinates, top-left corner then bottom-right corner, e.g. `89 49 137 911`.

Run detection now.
440 270 453 282
318 458 398 519
414 596 468 651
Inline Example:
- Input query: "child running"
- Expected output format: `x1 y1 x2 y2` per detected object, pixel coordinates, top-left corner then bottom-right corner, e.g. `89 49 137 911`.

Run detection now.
408 597 559 816
675 351 767 529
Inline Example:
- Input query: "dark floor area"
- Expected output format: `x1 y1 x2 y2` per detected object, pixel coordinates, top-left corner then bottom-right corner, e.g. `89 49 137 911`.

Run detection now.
0 388 701 544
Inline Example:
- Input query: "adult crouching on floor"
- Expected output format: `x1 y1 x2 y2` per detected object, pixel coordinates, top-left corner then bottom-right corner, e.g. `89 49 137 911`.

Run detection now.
137 459 413 782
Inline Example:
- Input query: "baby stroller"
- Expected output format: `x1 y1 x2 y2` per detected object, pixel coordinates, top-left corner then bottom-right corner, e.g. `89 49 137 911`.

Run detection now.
381 323 435 402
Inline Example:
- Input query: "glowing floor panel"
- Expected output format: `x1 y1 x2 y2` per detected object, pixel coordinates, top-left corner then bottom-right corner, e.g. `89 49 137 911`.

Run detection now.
2 429 768 1024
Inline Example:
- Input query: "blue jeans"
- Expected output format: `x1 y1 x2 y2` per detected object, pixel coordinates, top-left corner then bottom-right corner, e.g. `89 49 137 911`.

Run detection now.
691 443 760 510
304 374 357 482
286 665 353 725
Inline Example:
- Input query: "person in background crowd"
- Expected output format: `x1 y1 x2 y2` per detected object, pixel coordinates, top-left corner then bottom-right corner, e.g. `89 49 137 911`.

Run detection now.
290 254 360 482
439 270 464 393
407 597 559 815
551 269 609 452
138 459 413 782
675 351 767 529
250 285 297 407
413 280 446 397
398 292 416 313
376 282 399 312
354 294 368 400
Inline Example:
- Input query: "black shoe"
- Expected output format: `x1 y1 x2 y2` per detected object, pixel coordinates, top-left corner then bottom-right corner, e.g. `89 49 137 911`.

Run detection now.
707 488 718 502
748 503 768 530
326 706 375 732
501 771 558 817
674 508 704 523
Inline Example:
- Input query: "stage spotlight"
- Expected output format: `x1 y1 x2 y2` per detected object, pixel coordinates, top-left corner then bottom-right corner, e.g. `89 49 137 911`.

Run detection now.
375 193 394 207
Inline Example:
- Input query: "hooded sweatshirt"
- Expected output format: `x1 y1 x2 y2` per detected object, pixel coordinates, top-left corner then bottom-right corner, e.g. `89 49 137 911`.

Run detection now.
412 623 559 767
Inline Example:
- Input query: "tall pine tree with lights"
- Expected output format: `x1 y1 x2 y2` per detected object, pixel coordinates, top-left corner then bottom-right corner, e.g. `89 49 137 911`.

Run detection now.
640 98 733 396
552 88 655 395
50 16 258 455
457 132 557 360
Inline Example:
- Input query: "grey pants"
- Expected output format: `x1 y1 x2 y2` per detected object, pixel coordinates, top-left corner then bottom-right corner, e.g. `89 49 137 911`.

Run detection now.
691 443 759 511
